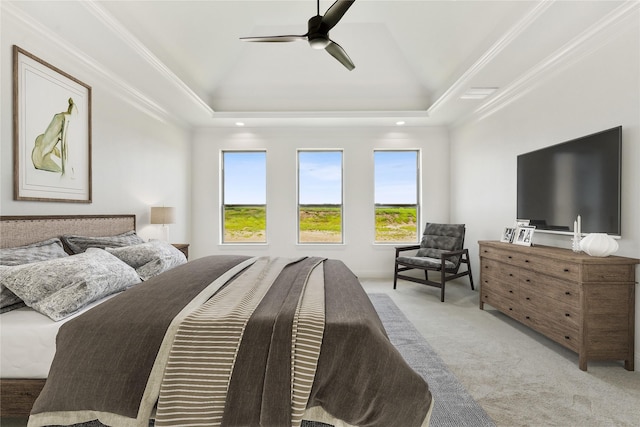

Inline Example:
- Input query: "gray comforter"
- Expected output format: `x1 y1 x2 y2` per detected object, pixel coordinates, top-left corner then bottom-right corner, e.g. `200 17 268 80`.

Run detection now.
28 255 432 427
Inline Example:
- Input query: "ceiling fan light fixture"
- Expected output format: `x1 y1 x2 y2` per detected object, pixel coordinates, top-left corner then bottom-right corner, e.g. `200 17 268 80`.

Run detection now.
309 36 330 49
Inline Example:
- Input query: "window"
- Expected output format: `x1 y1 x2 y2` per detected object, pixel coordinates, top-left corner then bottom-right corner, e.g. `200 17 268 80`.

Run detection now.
374 150 419 243
298 150 343 244
221 151 267 243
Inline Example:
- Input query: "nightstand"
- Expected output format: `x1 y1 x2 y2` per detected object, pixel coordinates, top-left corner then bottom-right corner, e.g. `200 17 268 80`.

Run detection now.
172 243 189 260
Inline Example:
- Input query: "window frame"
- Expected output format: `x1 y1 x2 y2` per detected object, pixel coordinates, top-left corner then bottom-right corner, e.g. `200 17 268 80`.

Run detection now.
296 149 344 245
373 149 421 244
220 150 268 245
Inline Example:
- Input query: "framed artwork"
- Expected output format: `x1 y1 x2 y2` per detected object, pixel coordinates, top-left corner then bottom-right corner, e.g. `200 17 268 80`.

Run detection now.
13 46 92 203
513 225 535 246
501 227 516 243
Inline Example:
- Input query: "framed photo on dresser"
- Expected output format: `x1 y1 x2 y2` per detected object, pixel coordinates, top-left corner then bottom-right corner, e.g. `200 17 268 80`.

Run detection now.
513 225 535 246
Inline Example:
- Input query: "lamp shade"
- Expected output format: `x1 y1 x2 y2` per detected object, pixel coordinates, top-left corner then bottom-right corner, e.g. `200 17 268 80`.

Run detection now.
150 207 175 225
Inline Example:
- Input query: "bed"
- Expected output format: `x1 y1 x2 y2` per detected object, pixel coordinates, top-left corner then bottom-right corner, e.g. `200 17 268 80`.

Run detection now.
1 215 433 427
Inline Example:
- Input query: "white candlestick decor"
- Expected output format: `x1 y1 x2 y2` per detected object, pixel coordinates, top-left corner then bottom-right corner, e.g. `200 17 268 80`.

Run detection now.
572 217 581 253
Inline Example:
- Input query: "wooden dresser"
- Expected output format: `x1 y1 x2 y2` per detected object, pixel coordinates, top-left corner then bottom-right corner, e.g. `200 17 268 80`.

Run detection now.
478 240 638 371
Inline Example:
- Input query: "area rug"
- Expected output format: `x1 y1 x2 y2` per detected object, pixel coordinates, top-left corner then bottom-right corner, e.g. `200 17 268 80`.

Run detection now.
66 293 494 427
365 293 495 427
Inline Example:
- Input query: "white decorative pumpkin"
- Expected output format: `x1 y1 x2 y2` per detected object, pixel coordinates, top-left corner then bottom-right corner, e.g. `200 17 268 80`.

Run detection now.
579 233 618 257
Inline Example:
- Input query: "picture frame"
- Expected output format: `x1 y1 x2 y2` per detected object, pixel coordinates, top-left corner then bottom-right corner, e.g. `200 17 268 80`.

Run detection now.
500 227 516 243
513 225 535 246
13 45 92 203
515 219 530 227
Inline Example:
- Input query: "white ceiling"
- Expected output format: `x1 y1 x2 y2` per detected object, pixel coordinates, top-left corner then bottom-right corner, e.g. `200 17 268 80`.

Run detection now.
5 0 638 128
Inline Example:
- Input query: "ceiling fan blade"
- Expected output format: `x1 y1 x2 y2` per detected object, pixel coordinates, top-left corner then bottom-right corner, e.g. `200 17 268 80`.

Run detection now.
325 40 355 70
240 35 307 42
322 0 355 30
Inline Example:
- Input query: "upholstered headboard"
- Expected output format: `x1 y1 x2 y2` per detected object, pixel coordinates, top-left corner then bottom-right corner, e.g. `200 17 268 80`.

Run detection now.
0 215 136 249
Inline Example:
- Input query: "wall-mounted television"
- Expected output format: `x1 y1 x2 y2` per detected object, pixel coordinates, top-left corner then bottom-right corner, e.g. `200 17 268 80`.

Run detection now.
517 126 621 236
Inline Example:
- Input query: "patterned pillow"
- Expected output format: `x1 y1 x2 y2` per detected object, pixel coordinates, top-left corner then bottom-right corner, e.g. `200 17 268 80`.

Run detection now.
0 266 25 313
61 231 145 254
0 238 69 313
106 240 187 281
0 248 141 321
0 238 69 266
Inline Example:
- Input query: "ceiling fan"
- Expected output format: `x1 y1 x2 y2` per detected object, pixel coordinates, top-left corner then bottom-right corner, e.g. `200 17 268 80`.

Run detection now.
240 0 356 71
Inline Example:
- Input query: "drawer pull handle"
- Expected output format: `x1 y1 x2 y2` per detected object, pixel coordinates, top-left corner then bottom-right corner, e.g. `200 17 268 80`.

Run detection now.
509 273 513 277
526 297 531 300
563 268 570 272
525 316 530 320
565 313 570 317
509 290 514 293
507 255 512 259
564 336 571 340
509 308 513 311
565 291 571 295
525 279 531 282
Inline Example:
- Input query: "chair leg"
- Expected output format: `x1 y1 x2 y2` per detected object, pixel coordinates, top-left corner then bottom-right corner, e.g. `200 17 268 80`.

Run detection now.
440 269 446 302
468 265 475 290
393 263 398 289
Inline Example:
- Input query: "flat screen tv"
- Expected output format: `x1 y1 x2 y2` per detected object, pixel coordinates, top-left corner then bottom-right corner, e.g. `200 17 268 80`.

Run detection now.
517 126 621 236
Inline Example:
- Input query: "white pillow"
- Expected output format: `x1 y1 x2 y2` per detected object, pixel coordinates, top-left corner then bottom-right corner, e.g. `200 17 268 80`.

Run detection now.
106 240 187 281
0 248 141 321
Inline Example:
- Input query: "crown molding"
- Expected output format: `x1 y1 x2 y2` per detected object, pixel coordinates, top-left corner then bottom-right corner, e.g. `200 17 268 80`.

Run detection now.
2 1 179 126
80 1 214 117
459 0 640 127
427 0 555 116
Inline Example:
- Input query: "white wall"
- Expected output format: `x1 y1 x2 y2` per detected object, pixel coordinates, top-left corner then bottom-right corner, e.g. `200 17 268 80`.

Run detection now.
191 126 450 278
450 21 640 368
0 10 192 242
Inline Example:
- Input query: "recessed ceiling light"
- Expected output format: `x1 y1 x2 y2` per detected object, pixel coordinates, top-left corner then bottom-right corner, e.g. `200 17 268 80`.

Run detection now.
460 87 498 100
396 121 406 126
235 122 245 127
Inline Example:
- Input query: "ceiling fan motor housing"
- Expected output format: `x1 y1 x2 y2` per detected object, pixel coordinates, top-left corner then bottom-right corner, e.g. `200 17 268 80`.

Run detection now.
307 15 330 49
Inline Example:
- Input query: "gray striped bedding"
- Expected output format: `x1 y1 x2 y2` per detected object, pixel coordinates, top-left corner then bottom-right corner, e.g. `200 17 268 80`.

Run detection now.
27 255 432 427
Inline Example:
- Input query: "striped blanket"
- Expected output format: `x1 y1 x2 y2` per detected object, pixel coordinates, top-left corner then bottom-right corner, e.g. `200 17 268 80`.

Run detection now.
28 255 432 427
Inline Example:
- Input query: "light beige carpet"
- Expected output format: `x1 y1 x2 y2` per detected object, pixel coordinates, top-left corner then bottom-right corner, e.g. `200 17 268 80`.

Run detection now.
364 279 640 427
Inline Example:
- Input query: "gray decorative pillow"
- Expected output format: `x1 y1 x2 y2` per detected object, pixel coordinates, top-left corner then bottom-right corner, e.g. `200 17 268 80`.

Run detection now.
0 266 25 313
106 240 187 281
0 238 69 266
61 231 145 254
0 238 69 313
0 248 141 321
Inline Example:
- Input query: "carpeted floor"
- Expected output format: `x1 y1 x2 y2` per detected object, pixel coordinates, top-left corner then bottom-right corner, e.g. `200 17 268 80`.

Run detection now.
367 293 495 427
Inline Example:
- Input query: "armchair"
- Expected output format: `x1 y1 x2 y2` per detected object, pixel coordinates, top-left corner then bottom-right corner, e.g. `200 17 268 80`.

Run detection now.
393 223 474 302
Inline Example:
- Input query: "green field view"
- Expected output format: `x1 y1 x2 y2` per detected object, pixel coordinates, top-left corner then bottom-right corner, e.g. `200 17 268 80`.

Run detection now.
299 205 342 243
223 205 266 242
223 205 417 243
375 205 417 242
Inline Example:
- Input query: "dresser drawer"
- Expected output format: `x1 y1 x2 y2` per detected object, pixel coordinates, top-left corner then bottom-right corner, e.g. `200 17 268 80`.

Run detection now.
520 271 580 308
521 292 581 331
480 286 521 321
481 258 520 281
518 255 580 282
480 246 524 266
520 310 580 352
481 274 518 299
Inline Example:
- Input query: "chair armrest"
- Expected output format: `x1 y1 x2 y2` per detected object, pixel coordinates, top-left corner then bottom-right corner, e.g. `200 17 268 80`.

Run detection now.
439 249 468 259
394 245 421 257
